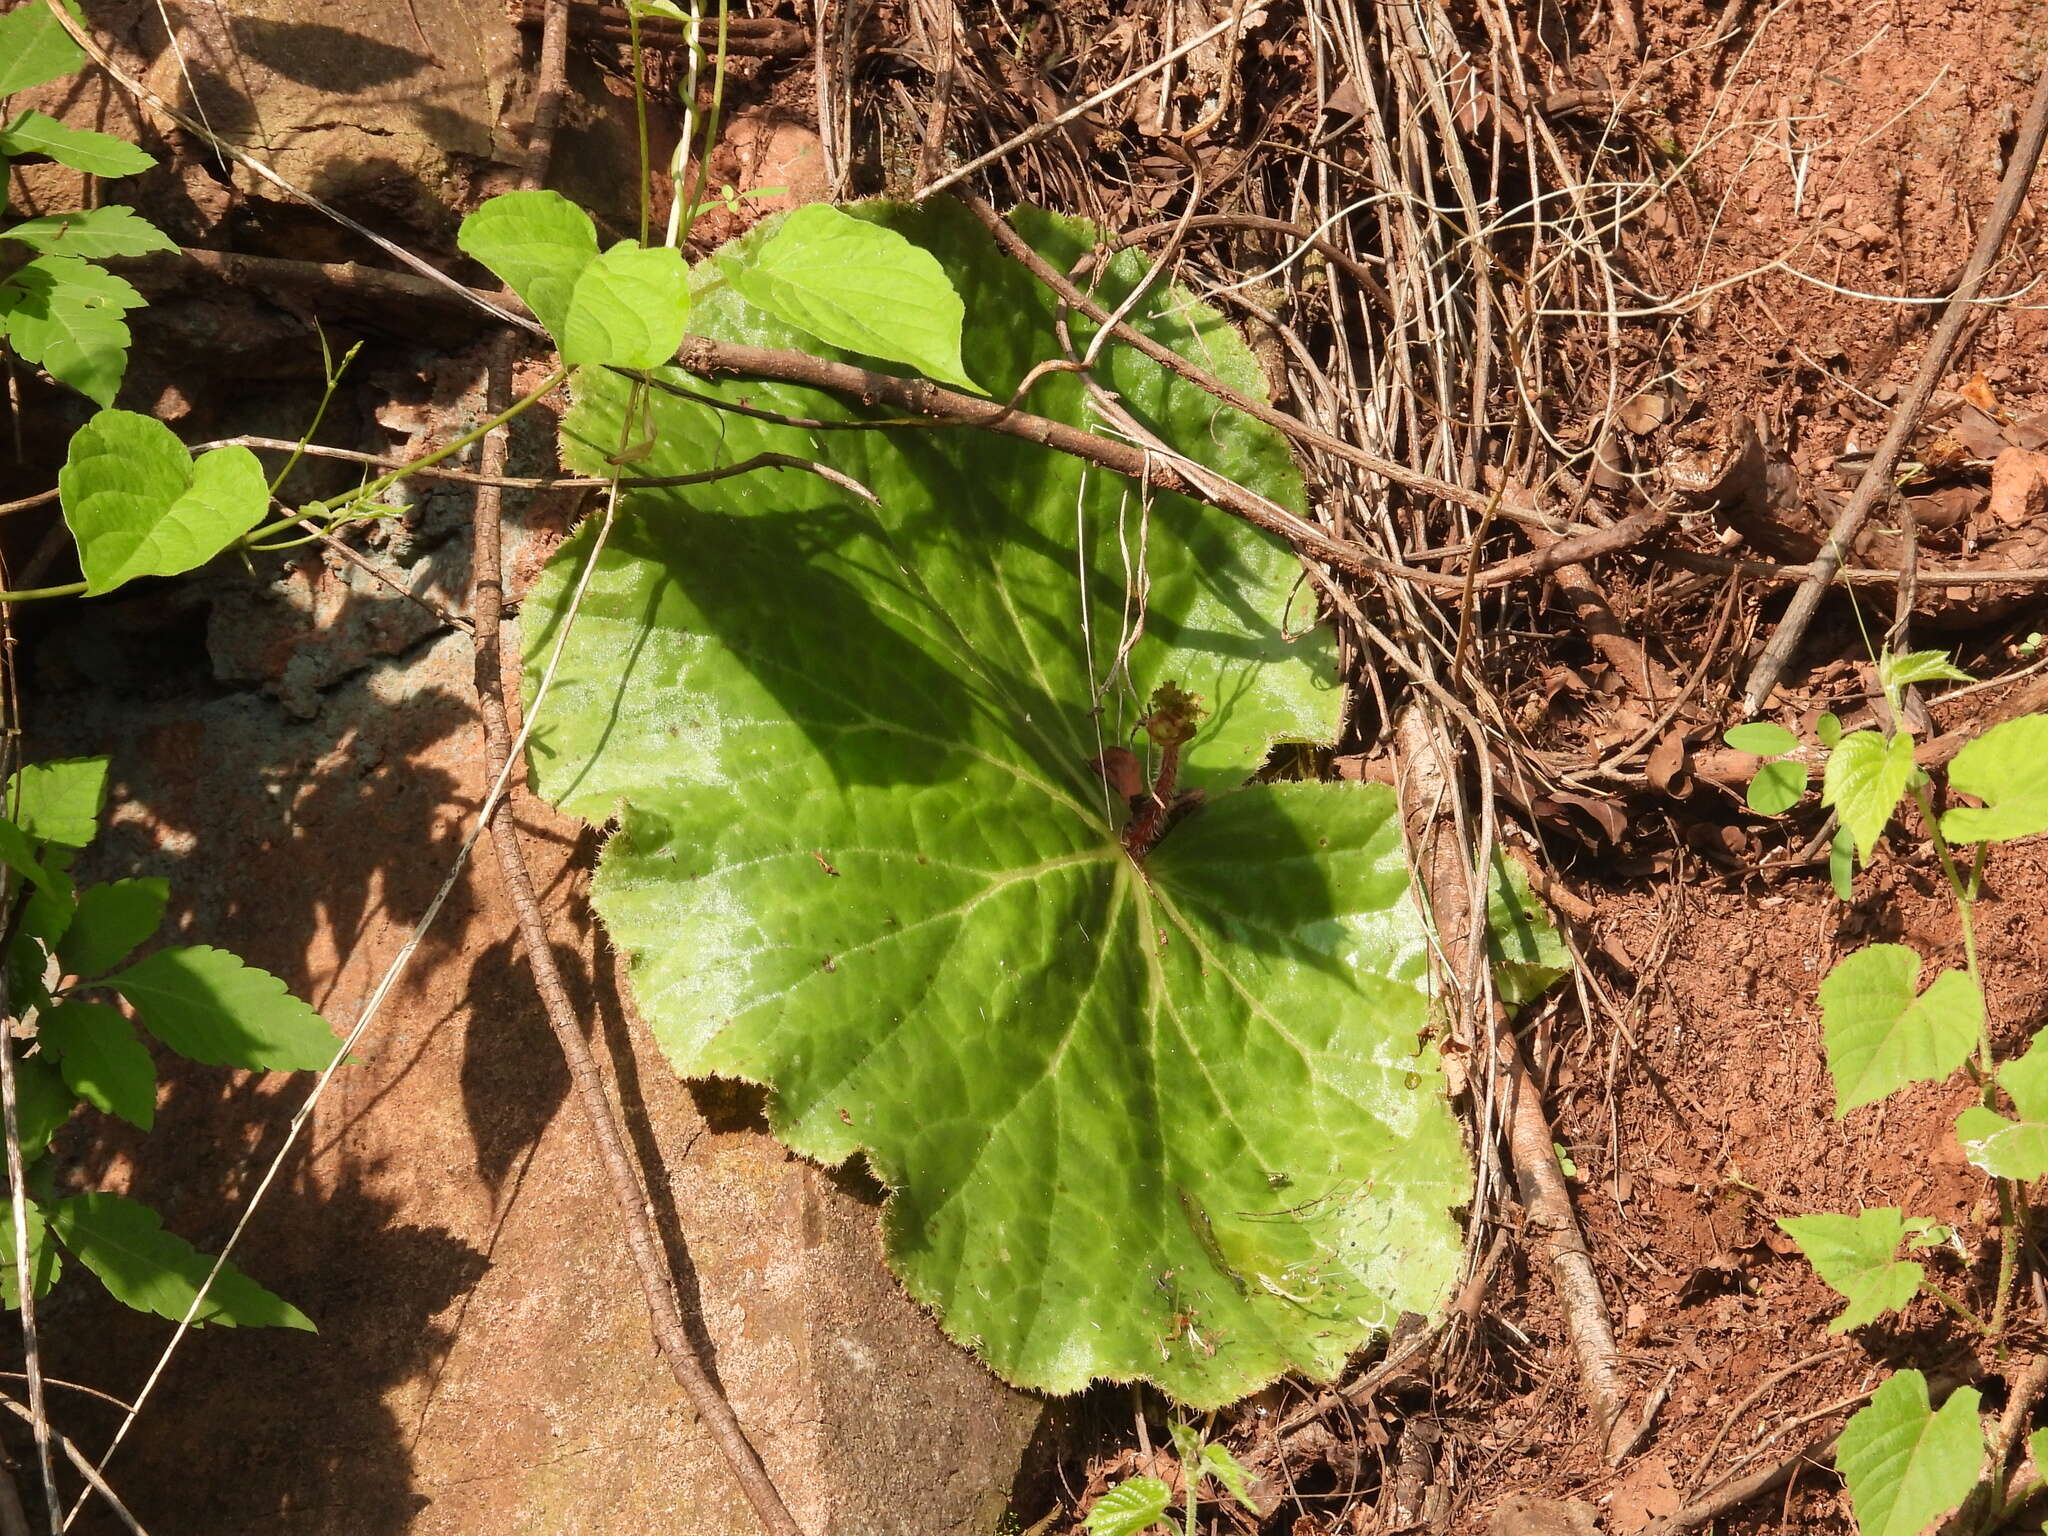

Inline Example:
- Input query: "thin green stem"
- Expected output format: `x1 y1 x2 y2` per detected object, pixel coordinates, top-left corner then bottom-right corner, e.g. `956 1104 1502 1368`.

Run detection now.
0 581 84 604
1992 1179 2021 1340
1915 782 1990 1070
268 334 361 496
300 366 569 527
629 4 651 246
679 0 731 243
1920 1275 1989 1333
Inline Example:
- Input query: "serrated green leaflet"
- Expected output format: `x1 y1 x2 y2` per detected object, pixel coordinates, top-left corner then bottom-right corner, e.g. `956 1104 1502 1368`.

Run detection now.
106 945 337 1071
45 1193 313 1329
1820 945 1980 1116
12 1057 73 1160
0 2 84 98
1941 714 2048 845
1 206 175 259
523 199 1468 1405
38 1001 155 1130
1837 1371 1983 1536
0 110 154 176
1823 729 1914 862
60 410 270 595
9 755 107 848
0 255 144 406
55 876 165 978
0 1202 62 1310
725 203 980 392
1954 1028 2048 1179
1776 1209 1933 1332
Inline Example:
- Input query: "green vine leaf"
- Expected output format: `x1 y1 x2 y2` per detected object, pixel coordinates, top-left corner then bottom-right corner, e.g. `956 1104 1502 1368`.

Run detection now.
0 255 145 406
1724 722 1797 755
8 756 108 849
1819 945 1981 1116
1822 729 1914 862
37 1001 155 1130
1746 759 1807 816
55 876 166 978
45 1193 313 1329
0 1202 63 1310
456 190 596 341
524 200 1468 1406
1 206 177 259
12 1057 75 1161
60 409 270 595
0 110 154 177
1954 1028 2048 1179
1083 1478 1173 1536
105 945 337 1071
1940 714 2048 845
1836 1371 1984 1536
557 238 689 369
1776 1209 1939 1332
724 203 981 392
0 2 85 99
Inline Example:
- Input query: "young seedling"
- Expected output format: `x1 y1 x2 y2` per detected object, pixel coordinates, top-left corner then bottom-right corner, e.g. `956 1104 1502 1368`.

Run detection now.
1082 1422 1258 1536
1733 650 2048 1533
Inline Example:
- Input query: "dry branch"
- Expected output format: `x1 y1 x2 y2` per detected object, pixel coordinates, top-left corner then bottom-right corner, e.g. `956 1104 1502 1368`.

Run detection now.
1394 710 1634 1460
1739 63 2048 712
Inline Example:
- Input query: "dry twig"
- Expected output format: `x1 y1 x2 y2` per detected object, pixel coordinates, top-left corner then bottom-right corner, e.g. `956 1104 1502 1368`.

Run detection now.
1739 63 2048 712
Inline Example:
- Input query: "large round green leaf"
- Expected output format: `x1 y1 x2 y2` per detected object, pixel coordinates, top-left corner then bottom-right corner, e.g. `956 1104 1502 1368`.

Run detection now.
522 200 1468 1405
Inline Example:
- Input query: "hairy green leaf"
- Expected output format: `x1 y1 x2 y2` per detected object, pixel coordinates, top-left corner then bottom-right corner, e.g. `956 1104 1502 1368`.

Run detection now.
456 190 598 342
2 206 176 259
559 239 689 368
1194 1443 1255 1510
55 876 165 978
60 409 270 594
107 945 336 1071
1746 759 1807 816
1954 1029 2048 1179
1817 712 1844 749
1486 852 1571 1007
37 1001 154 1129
725 203 980 391
1084 1478 1173 1536
1941 714 2048 845
0 110 153 176
46 1193 313 1329
8 756 107 848
1819 945 1980 1116
1823 729 1914 862
0 1202 62 1310
1879 650 1972 712
1724 722 1797 756
1836 1371 1983 1536
525 200 1467 1406
1777 1209 1934 1332
0 2 85 98
0 255 144 405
